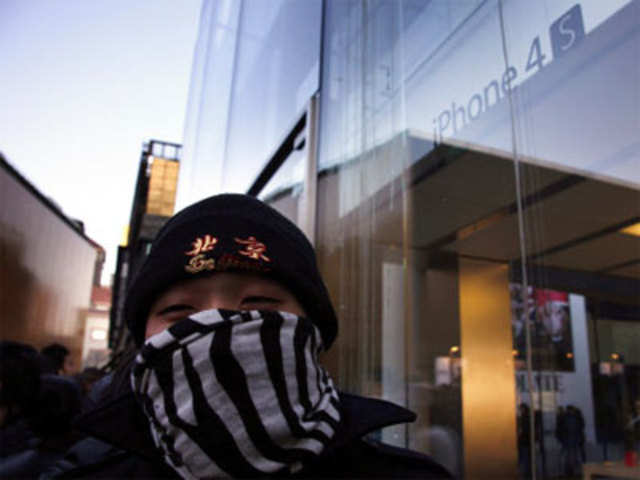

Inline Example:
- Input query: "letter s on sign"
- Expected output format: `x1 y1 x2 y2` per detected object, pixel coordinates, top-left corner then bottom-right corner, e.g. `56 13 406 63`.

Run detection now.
559 14 576 51
549 4 585 60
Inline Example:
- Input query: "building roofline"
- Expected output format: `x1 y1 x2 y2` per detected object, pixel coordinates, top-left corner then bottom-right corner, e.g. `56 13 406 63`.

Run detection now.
1 152 105 252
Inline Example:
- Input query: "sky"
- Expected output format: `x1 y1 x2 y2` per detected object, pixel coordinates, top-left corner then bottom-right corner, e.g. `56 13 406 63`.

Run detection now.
0 0 202 285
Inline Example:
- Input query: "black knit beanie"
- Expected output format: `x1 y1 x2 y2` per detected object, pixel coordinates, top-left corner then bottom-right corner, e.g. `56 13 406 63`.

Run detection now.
124 194 338 348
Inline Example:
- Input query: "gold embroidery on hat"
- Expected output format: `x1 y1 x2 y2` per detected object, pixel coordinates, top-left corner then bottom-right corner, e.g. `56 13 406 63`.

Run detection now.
185 234 218 256
234 236 270 262
185 235 218 273
185 254 215 273
217 253 271 272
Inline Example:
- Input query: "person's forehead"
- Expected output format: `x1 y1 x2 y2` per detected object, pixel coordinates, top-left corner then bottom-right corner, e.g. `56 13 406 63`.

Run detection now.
158 271 291 298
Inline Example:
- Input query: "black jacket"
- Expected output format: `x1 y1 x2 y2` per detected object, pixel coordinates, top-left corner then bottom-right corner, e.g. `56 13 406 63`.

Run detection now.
1 374 84 479
46 380 452 479
0 418 63 479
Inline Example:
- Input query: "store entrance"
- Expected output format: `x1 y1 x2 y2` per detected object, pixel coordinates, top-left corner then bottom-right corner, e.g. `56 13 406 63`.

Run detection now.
415 142 640 478
315 136 639 478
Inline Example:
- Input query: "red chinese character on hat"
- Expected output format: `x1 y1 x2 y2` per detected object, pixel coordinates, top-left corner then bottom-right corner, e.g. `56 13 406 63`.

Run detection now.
185 234 218 256
235 236 270 262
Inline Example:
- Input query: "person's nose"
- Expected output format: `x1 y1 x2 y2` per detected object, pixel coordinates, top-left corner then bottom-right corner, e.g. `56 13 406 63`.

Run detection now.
196 291 241 312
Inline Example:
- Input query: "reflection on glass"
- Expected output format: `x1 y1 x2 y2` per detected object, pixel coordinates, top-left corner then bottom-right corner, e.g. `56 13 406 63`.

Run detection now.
317 0 639 478
223 0 321 193
505 0 640 476
258 146 306 226
177 0 242 207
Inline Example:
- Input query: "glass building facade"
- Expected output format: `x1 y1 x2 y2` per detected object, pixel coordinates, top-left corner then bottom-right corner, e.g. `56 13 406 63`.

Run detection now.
179 1 640 477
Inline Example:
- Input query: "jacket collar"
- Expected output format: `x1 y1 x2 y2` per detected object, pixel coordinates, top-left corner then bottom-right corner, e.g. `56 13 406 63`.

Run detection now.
75 385 417 461
331 392 416 449
74 388 158 460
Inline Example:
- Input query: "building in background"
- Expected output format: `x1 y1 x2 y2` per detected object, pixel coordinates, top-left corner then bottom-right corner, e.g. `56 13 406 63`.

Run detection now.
82 284 111 368
1 153 105 372
109 140 181 353
177 1 639 478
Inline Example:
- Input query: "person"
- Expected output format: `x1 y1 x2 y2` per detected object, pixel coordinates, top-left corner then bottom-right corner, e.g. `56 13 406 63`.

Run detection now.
0 341 76 478
73 367 105 397
47 194 452 478
562 405 583 476
555 406 567 471
517 403 532 479
73 367 106 411
574 405 586 463
1 341 44 477
625 399 640 467
41 343 75 376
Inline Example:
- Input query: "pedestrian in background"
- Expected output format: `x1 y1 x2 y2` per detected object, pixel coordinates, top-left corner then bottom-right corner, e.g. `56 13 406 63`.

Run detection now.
0 341 67 477
563 405 584 476
41 343 75 376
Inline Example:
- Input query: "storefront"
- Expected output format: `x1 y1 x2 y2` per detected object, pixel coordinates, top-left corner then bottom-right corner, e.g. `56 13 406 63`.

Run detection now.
178 1 639 477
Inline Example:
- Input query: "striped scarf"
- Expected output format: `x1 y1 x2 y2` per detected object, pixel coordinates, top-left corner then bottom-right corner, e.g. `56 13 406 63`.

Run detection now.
131 309 341 479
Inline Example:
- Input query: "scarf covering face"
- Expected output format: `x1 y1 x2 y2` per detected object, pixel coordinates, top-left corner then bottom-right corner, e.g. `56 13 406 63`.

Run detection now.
131 309 341 479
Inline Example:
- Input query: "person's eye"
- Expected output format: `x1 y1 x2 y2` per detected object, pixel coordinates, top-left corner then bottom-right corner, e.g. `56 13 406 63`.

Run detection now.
241 296 281 308
156 304 195 316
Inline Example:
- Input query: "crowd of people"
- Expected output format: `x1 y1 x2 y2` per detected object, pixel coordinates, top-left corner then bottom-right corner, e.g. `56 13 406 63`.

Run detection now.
0 341 106 477
517 401 588 478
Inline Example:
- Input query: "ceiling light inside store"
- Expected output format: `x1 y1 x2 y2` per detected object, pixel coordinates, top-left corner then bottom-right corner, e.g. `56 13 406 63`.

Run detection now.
619 222 640 237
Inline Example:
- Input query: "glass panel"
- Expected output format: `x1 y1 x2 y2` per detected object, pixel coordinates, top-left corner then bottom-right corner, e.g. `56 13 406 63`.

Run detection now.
177 0 242 208
502 0 640 476
318 1 525 478
257 144 306 226
500 0 636 185
319 0 639 477
223 0 322 193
